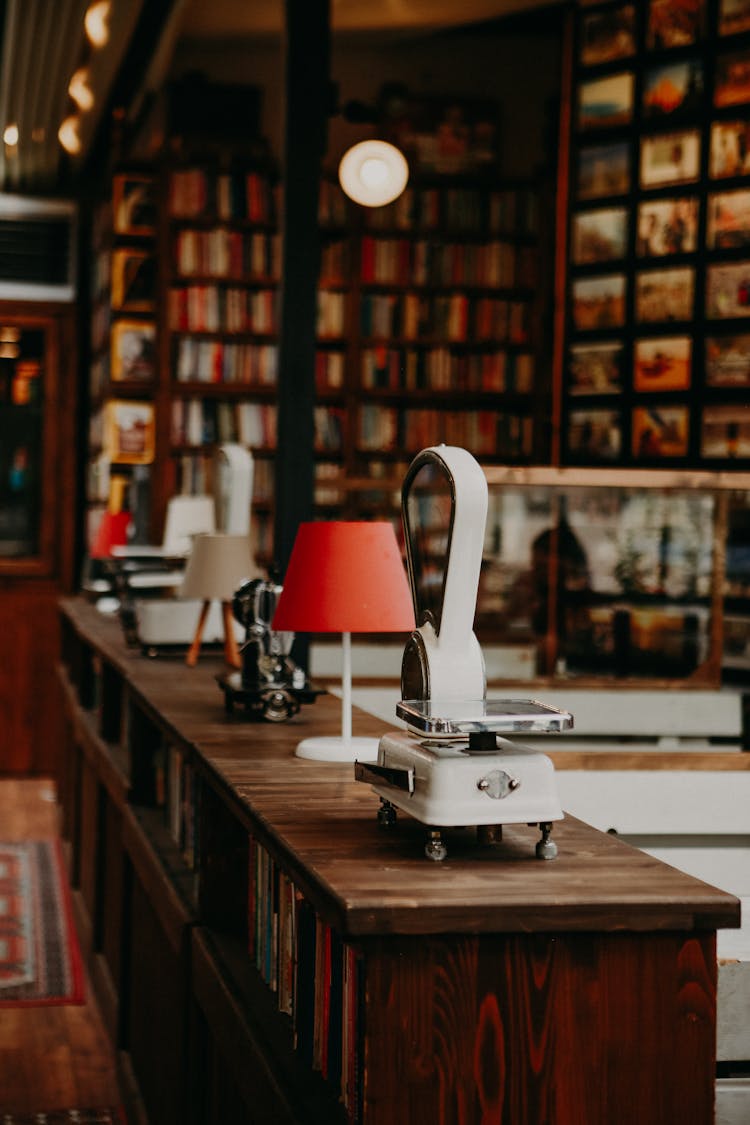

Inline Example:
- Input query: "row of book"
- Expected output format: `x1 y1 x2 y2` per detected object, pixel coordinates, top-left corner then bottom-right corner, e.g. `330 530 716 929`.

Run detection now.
358 403 534 456
314 349 345 390
174 337 279 385
169 285 278 334
360 345 535 392
317 291 346 338
360 292 531 343
171 398 278 448
164 743 200 872
248 836 363 1121
169 168 278 224
363 185 539 236
318 180 349 228
173 228 281 281
173 451 275 506
360 235 534 288
319 240 350 286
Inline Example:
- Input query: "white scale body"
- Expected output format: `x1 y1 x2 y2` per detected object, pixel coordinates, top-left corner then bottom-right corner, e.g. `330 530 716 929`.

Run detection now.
355 445 572 861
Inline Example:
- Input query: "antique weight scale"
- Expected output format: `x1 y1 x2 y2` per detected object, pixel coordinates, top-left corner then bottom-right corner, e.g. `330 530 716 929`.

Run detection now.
354 444 572 861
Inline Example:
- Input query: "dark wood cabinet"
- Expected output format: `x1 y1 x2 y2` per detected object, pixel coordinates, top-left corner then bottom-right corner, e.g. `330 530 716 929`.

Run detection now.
58 596 739 1125
0 303 77 774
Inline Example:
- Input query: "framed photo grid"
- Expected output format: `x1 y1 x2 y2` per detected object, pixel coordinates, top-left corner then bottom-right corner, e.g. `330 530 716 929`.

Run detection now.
564 0 750 466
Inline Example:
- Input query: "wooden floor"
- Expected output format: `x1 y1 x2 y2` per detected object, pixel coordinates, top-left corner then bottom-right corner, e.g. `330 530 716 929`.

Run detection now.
0 777 122 1116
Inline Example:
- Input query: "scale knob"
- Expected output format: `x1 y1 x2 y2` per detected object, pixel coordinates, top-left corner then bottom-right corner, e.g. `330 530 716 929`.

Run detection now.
477 770 520 799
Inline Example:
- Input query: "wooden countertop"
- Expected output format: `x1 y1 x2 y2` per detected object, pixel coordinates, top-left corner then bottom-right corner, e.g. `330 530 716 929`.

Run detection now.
60 597 742 938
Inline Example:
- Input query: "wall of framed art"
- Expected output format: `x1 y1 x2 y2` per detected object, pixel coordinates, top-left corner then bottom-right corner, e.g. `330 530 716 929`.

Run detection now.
561 0 750 468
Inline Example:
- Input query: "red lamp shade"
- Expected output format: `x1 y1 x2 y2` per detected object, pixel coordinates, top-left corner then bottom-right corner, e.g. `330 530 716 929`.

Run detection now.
272 521 414 634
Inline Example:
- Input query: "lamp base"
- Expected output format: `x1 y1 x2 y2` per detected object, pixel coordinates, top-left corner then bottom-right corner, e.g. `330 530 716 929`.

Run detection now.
295 735 379 763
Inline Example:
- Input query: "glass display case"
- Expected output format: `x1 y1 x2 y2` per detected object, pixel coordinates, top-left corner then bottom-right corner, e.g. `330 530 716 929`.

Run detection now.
477 466 750 686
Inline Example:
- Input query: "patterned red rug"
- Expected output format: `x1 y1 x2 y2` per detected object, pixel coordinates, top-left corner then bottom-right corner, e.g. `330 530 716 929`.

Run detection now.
0 839 84 1006
0 1113 124 1124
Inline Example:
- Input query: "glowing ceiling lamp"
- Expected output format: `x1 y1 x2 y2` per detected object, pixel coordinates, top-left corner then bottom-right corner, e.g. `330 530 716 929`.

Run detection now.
338 139 409 207
85 0 111 48
3 123 18 147
58 116 82 155
69 68 94 112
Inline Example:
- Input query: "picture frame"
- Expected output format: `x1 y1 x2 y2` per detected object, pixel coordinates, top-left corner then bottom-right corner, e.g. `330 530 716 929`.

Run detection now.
706 261 750 317
111 248 156 312
640 130 701 187
719 0 750 36
633 336 692 392
567 407 622 460
635 266 695 323
104 400 156 464
646 0 706 49
568 340 624 395
571 273 627 330
112 173 157 236
580 6 636 66
632 405 689 458
642 60 704 119
571 207 628 264
706 189 750 249
578 72 634 131
709 120 750 178
110 319 156 382
701 404 750 457
705 332 750 386
714 47 750 108
636 196 699 256
577 141 630 200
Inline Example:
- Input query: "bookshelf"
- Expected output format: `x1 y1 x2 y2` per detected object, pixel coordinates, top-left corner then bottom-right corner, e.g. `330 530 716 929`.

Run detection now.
85 146 550 565
57 595 739 1125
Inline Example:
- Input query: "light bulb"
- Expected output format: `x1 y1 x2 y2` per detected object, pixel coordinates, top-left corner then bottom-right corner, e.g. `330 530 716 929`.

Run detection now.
85 0 111 47
58 116 82 155
338 140 409 207
3 123 18 147
69 68 94 112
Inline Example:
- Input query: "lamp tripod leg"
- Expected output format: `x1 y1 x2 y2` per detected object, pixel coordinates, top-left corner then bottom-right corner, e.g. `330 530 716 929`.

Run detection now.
186 599 211 667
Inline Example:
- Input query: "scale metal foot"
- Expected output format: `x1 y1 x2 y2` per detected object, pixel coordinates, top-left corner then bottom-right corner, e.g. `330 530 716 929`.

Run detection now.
377 799 397 827
535 822 557 860
425 829 448 862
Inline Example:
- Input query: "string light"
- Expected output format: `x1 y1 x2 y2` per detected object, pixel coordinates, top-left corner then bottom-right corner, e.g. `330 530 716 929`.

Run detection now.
84 1 111 48
58 116 82 155
68 68 94 112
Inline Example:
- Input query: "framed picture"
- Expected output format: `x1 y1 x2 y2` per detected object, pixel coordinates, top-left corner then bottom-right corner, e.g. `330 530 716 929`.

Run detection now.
110 319 156 382
568 340 624 394
720 0 750 36
571 273 627 330
709 120 750 178
640 130 701 187
633 336 692 392
571 207 628 264
707 189 750 248
111 248 156 312
715 48 750 108
636 196 699 256
642 60 704 119
113 173 157 236
632 405 689 458
577 141 630 200
103 400 155 464
635 267 695 323
705 332 750 385
701 404 750 456
706 261 750 317
646 0 706 49
568 408 622 460
580 6 636 66
578 72 634 131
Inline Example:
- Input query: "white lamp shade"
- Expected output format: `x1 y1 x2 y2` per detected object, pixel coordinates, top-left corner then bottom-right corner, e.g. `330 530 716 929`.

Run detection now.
179 533 259 601
338 140 409 207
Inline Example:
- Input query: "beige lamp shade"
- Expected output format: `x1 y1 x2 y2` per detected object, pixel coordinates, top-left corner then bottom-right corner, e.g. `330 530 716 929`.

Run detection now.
180 533 262 668
180 533 259 601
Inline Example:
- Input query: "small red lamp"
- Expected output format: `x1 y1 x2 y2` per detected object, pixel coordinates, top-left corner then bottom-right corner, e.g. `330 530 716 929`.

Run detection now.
272 521 414 762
